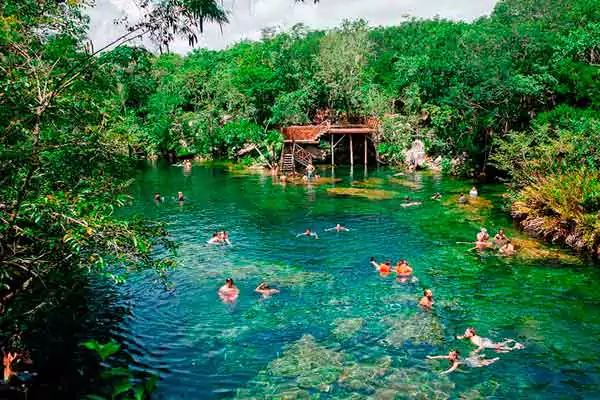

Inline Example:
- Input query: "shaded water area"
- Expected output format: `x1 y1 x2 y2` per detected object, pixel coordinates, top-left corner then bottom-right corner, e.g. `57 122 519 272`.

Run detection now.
117 163 600 399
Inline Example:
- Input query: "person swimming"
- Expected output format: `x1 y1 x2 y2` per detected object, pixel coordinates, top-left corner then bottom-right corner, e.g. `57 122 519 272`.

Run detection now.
255 282 280 298
457 327 525 353
431 192 442 200
325 224 350 232
458 193 467 204
370 257 392 275
427 349 499 375
178 191 185 202
419 289 434 309
218 278 239 303
154 192 161 202
499 240 516 256
475 228 491 250
469 186 478 197
297 229 318 239
401 201 422 208
395 260 413 277
494 229 509 246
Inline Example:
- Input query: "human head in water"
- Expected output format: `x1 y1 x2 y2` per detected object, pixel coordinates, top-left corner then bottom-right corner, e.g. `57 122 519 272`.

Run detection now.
225 278 234 287
449 349 460 361
463 327 476 338
424 289 433 299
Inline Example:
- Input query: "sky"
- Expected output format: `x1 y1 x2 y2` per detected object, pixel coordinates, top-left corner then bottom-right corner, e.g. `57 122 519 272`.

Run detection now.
87 0 499 54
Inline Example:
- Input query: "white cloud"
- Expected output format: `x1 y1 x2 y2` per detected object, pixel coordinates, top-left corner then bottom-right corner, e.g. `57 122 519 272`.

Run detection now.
86 0 498 54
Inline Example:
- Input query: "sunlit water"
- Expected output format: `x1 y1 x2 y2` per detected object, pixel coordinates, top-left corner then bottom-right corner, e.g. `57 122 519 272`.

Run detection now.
118 163 600 399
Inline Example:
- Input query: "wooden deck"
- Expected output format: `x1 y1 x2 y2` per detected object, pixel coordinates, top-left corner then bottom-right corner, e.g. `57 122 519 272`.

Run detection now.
281 122 378 143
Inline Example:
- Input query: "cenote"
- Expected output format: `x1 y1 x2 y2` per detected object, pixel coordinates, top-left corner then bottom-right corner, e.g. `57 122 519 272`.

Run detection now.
111 162 600 399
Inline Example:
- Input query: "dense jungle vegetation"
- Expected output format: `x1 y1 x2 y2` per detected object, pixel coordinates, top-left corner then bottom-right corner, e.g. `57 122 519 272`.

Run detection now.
0 0 599 397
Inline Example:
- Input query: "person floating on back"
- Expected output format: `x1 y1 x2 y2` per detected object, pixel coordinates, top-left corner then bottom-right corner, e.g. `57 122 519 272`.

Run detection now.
457 327 525 353
297 228 318 239
255 282 280 298
325 224 350 232
427 349 499 375
419 289 434 309
218 278 239 304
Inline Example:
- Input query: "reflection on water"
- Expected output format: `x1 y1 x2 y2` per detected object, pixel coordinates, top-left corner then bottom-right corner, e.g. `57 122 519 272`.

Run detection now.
118 163 600 399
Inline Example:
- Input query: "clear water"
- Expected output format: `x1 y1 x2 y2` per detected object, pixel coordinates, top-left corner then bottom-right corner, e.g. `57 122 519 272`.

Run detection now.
119 163 600 399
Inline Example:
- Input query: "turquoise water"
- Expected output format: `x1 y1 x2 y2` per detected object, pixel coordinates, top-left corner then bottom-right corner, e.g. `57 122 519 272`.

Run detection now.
120 163 600 399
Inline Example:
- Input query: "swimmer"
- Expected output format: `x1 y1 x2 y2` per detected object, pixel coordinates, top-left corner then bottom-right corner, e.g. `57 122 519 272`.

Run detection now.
469 186 478 197
395 260 413 277
306 163 315 179
494 229 509 247
427 350 499 375
419 289 434 309
457 327 525 353
499 240 516 256
401 201 422 208
154 192 161 202
255 282 279 298
325 224 350 232
458 193 467 204
297 228 318 239
431 192 442 200
222 231 232 246
178 191 184 202
207 232 223 245
370 257 392 275
218 278 239 303
474 228 491 251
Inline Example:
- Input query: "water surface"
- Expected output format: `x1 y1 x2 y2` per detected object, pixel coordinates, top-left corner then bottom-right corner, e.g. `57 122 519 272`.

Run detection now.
121 163 600 399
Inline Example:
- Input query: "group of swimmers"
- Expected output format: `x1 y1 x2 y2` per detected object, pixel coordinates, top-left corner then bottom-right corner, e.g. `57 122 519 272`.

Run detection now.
217 278 280 304
154 191 185 203
474 227 516 255
208 231 232 246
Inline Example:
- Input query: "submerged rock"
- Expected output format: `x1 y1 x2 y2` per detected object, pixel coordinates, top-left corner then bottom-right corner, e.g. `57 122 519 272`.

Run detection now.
332 318 364 340
380 313 444 347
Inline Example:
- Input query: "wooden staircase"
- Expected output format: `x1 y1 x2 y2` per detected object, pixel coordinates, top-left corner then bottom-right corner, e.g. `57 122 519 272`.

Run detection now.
280 143 313 173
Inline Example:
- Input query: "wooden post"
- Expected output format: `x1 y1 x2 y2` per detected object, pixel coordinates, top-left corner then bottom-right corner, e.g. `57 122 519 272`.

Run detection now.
364 135 367 167
349 134 354 167
331 135 334 166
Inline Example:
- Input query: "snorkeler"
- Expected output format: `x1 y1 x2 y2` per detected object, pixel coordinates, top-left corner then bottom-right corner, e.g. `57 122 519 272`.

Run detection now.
325 224 350 232
255 282 280 298
297 229 319 239
457 327 525 353
499 240 516 256
370 257 392 275
427 350 499 375
218 278 239 303
419 289 434 309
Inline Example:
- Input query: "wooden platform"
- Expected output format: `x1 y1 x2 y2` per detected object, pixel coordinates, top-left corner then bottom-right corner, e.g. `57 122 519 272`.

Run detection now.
281 122 378 143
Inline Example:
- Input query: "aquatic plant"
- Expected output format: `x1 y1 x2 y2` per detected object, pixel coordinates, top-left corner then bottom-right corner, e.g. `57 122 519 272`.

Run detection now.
326 187 397 200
